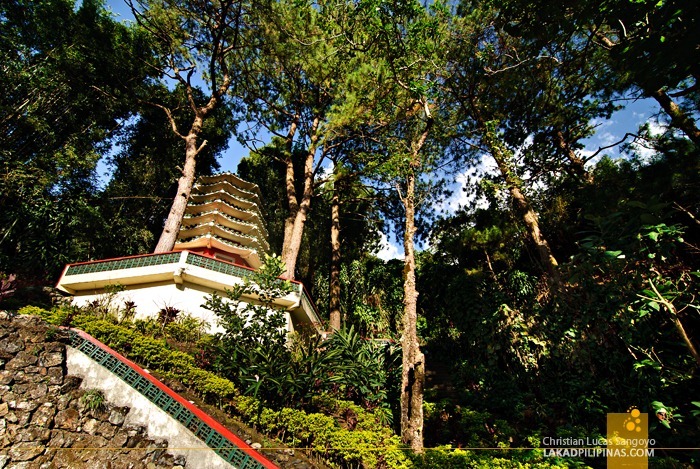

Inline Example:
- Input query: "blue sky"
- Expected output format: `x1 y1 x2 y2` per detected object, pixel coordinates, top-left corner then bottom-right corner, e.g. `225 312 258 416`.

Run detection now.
102 0 667 260
99 0 248 177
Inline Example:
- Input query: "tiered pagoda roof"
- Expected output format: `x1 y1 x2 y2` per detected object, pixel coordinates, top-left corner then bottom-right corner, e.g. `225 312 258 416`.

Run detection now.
174 173 270 268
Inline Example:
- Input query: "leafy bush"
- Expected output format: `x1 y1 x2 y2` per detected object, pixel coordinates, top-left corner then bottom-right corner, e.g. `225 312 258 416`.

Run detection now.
410 446 576 469
24 305 238 405
203 255 403 420
165 313 207 344
17 305 53 319
132 318 161 337
157 305 180 327
85 283 126 320
203 254 294 406
234 395 412 468
324 327 402 423
80 388 106 412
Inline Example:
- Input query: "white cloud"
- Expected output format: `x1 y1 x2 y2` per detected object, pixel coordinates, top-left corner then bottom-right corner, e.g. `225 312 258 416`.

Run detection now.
647 120 666 136
375 232 404 261
580 148 600 167
599 131 617 146
317 160 334 180
590 117 616 130
434 155 497 215
437 170 471 213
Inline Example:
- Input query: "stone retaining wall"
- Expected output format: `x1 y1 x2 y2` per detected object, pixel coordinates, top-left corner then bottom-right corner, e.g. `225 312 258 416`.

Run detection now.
0 315 184 468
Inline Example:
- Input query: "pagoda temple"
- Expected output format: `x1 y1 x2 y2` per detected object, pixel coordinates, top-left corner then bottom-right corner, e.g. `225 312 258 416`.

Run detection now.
176 173 270 268
56 173 321 334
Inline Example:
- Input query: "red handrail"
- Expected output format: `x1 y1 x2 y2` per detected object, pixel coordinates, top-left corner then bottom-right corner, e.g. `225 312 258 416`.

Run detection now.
68 328 279 469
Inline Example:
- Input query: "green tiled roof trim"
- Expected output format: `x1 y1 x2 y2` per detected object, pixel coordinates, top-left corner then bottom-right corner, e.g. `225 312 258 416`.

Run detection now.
68 331 266 469
186 253 257 279
63 251 318 324
65 253 181 276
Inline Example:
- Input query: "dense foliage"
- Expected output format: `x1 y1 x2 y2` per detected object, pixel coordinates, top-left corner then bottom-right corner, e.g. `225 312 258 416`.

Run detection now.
23 303 580 468
203 254 402 423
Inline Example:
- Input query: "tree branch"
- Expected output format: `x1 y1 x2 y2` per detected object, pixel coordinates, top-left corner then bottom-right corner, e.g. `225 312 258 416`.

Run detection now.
583 132 640 162
484 55 561 76
143 101 186 139
644 273 700 367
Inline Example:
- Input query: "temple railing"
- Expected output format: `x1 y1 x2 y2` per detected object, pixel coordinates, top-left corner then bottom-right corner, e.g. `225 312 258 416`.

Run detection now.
64 252 181 275
68 328 277 469
185 252 256 279
62 251 322 327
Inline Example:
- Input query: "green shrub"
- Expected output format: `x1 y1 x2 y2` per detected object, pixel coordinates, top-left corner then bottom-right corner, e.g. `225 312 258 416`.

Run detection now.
232 397 411 468
33 306 237 405
132 318 161 337
203 254 293 408
80 388 106 412
165 313 207 344
17 305 57 321
410 446 581 469
206 262 401 419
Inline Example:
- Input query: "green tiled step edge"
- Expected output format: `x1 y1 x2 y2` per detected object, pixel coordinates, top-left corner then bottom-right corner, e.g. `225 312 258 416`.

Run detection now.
68 331 265 469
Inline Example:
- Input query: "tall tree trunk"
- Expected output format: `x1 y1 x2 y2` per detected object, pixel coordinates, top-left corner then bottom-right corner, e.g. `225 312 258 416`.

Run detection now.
505 177 560 281
281 116 320 279
133 0 236 255
648 88 700 146
283 193 311 279
400 169 425 453
280 117 300 266
400 106 431 453
646 275 700 368
154 115 205 253
493 148 559 280
475 111 559 280
554 130 593 183
329 178 341 330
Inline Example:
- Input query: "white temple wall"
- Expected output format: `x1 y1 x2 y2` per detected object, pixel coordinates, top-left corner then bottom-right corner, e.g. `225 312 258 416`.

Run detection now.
69 280 293 335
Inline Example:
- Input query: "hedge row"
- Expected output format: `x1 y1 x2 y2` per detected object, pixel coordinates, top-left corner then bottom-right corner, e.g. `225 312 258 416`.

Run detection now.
19 306 236 404
235 395 411 468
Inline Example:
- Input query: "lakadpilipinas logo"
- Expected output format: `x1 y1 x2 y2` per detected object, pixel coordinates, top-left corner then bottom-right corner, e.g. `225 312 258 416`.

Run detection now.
607 407 653 468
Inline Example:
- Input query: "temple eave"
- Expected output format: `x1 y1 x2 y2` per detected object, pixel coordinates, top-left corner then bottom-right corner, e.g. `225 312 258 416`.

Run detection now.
174 236 261 268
